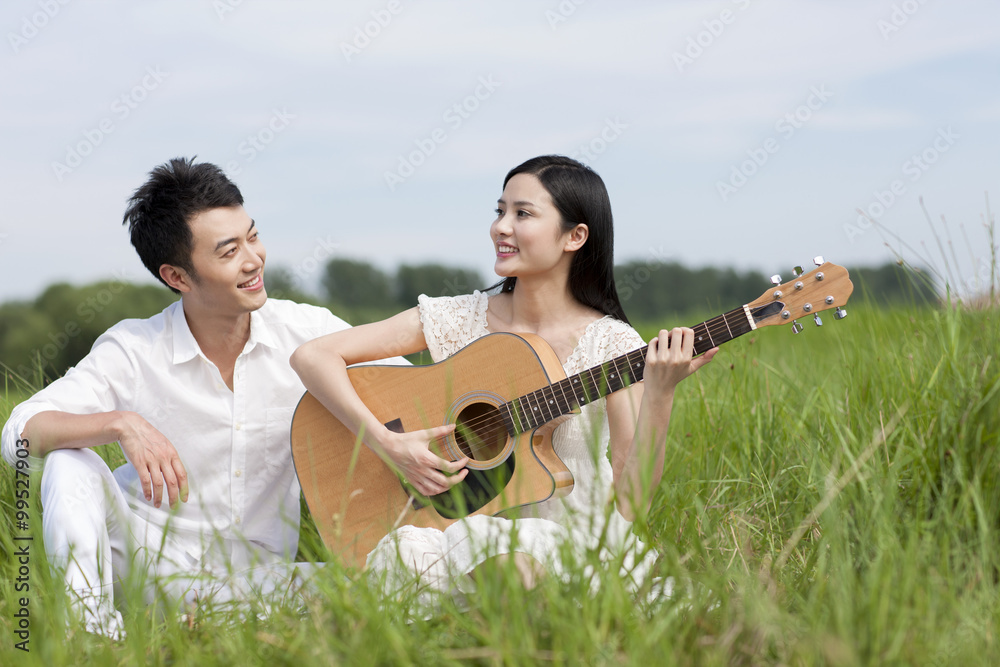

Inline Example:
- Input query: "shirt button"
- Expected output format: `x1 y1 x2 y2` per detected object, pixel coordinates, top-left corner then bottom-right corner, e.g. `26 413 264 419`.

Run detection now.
235 423 242 431
234 517 241 525
235 470 242 477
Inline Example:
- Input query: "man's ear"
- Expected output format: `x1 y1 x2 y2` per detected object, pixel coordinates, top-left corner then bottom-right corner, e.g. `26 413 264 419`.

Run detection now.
159 264 194 293
564 224 589 252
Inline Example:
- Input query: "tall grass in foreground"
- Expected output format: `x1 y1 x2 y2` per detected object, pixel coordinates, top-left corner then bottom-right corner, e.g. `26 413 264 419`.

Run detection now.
1 302 999 665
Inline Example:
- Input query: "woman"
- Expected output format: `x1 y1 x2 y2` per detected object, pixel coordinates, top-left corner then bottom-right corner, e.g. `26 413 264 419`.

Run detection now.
291 155 716 596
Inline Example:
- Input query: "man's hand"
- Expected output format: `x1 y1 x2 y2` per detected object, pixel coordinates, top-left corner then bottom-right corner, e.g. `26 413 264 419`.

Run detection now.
112 411 188 508
375 423 468 497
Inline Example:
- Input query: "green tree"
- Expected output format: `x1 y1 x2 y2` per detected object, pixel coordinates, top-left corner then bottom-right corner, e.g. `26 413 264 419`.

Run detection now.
0 301 56 386
1 281 177 382
848 263 937 306
264 266 321 305
321 258 394 309
394 264 484 306
614 260 767 322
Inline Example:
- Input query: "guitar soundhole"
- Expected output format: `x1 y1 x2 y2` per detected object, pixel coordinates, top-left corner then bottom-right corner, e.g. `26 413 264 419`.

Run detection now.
454 402 507 462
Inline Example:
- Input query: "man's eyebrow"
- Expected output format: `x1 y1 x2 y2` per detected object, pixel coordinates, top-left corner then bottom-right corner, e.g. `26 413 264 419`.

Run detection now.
213 220 256 253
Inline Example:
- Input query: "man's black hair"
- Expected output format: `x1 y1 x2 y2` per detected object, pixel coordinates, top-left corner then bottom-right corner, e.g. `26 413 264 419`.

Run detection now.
122 157 244 294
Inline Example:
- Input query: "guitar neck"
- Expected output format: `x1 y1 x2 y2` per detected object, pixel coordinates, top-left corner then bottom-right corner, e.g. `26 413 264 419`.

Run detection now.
501 304 767 434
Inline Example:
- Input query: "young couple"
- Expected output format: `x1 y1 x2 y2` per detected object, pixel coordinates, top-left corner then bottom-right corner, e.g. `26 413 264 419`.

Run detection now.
1 154 714 635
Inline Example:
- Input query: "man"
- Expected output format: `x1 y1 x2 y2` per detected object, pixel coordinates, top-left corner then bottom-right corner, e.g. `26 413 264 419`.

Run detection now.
1 157 362 637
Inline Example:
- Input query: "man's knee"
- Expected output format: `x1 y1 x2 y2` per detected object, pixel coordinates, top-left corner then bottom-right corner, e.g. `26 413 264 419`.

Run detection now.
41 449 116 510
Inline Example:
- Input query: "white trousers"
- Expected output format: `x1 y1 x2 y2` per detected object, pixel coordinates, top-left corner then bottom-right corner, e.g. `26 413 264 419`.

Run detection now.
40 449 316 637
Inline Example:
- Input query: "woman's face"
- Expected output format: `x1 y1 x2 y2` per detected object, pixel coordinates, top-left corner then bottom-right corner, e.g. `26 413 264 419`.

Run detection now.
491 173 583 279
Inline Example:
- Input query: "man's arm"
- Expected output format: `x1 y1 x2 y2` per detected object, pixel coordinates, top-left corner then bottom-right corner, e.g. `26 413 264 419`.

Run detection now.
21 410 188 508
1 330 188 508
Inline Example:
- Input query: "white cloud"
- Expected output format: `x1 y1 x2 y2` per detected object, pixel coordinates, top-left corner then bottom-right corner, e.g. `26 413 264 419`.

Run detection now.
1 0 998 302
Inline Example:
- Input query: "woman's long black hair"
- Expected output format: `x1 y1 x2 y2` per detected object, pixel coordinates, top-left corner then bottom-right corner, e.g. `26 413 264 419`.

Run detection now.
490 155 629 324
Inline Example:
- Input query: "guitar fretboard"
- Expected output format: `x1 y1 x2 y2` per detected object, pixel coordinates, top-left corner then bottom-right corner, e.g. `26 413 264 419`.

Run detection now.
499 304 760 434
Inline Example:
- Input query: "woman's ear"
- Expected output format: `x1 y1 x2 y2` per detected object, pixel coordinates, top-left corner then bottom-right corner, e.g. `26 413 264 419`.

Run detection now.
564 224 589 252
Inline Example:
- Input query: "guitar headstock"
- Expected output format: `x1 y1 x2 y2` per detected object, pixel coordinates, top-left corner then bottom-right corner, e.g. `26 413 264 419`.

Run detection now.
746 257 853 332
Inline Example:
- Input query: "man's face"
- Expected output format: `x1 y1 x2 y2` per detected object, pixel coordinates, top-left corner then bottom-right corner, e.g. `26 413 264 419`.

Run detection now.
183 205 267 315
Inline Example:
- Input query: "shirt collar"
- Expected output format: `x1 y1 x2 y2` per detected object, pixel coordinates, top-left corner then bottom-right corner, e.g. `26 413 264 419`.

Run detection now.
247 303 278 351
170 300 278 365
170 301 201 365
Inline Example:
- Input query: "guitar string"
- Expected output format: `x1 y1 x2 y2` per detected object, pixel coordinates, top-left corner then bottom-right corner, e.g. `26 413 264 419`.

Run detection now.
438 373 626 458
451 311 748 433
434 294 830 450
442 314 753 458
435 349 652 459
431 309 758 459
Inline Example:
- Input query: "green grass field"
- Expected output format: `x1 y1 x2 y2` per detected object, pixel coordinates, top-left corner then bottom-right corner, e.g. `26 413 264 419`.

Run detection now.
1 302 998 665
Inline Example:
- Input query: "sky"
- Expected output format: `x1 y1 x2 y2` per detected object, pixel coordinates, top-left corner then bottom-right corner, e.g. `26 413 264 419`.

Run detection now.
1 0 998 304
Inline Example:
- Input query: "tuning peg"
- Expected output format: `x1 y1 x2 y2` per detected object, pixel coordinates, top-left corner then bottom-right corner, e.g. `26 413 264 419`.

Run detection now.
814 314 823 327
834 307 847 320
792 265 803 277
813 255 825 266
791 321 804 334
770 274 782 286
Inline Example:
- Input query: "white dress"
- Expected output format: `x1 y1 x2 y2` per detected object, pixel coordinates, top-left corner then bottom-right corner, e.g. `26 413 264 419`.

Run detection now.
366 291 656 598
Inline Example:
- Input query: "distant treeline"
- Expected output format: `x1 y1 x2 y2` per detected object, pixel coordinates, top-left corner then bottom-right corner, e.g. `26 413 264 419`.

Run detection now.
0 260 934 382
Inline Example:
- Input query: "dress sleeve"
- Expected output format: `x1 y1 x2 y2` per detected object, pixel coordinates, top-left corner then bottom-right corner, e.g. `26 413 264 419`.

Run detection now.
416 291 489 362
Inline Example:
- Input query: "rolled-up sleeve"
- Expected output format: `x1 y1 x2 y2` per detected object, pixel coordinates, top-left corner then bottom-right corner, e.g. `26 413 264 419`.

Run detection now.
1 332 135 470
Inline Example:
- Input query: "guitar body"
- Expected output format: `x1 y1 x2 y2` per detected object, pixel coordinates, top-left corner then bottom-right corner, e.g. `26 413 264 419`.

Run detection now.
291 260 854 570
290 332 576 569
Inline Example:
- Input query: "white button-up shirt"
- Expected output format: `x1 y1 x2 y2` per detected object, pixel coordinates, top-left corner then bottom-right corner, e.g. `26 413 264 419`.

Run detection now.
1 298 349 567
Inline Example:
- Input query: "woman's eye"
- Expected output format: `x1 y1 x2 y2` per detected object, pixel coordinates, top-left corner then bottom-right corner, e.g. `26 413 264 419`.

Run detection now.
494 208 503 217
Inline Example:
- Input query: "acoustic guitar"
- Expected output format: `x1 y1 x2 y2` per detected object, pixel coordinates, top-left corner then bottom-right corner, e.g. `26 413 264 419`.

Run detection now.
290 259 853 568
